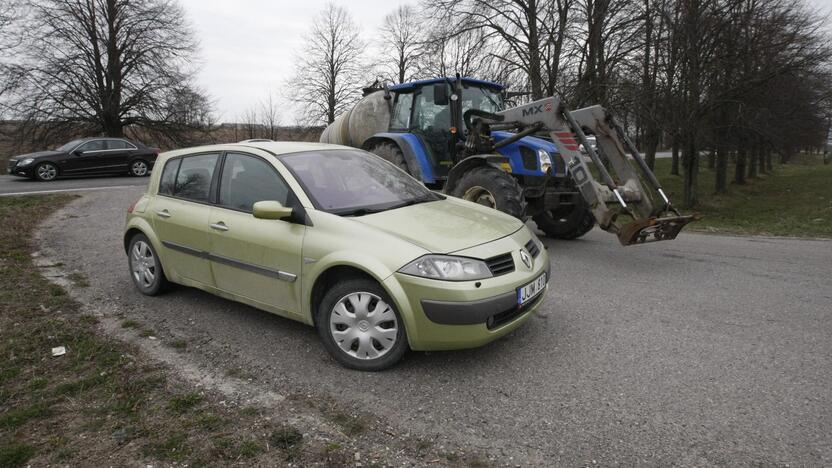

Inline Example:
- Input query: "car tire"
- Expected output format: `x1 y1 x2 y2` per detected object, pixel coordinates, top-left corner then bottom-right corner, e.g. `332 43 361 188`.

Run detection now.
533 202 596 239
451 165 526 219
129 159 150 177
316 278 408 371
33 162 59 181
367 141 410 175
127 233 169 296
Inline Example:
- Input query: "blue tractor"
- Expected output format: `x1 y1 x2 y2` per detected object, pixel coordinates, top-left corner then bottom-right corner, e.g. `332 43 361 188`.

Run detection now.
321 77 695 244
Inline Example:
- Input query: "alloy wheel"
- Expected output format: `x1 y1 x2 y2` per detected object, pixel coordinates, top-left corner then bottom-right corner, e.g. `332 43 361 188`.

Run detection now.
329 292 398 360
37 164 57 181
131 160 148 176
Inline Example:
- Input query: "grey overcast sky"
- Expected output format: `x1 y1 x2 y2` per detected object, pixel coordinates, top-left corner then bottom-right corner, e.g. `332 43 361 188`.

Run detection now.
180 0 410 124
181 0 832 124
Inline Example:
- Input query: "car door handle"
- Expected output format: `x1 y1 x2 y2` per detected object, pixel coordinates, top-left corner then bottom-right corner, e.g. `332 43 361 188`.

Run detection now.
155 209 171 218
209 222 228 232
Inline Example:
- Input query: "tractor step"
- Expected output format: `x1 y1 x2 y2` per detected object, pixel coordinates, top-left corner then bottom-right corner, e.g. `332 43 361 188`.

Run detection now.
616 214 699 246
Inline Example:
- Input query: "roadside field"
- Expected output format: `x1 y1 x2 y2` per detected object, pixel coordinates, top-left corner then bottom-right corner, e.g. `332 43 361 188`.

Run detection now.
654 156 832 238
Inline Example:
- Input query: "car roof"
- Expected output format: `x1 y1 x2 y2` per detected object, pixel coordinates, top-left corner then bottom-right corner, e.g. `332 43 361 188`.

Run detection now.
160 141 353 158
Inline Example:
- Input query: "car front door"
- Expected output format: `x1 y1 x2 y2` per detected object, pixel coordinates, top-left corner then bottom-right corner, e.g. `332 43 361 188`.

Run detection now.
63 140 106 174
208 152 305 316
149 153 220 286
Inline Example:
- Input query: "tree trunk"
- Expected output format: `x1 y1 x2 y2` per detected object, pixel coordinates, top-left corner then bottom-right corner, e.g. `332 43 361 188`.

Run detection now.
735 144 746 184
748 144 758 178
707 148 716 169
671 138 680 175
715 143 728 193
683 138 698 207
765 150 773 172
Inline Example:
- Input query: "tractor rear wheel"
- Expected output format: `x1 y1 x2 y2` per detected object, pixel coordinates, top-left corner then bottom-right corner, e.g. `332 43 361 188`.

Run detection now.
533 202 596 239
367 142 410 175
451 165 525 219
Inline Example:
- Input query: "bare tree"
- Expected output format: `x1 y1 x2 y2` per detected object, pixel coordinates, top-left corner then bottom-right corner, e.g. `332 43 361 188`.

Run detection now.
426 0 573 99
3 0 209 142
287 3 366 125
378 5 423 84
259 93 280 140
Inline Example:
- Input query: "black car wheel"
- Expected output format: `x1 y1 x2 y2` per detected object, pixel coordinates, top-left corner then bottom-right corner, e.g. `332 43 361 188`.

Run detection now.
34 162 59 181
130 160 149 177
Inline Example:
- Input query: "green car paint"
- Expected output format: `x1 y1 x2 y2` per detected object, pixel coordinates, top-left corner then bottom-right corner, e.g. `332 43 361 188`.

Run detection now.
125 142 549 367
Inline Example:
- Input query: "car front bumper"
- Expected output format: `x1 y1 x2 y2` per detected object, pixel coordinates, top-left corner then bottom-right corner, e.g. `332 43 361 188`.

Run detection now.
6 162 33 177
383 228 550 351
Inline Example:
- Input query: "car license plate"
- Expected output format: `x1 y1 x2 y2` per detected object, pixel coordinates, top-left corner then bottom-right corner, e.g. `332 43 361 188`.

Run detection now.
517 272 547 306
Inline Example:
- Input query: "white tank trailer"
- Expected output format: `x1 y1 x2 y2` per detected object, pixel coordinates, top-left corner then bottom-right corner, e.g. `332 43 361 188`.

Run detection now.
320 91 391 148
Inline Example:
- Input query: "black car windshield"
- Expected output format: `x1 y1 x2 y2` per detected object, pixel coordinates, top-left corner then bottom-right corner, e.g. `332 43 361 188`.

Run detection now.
55 139 84 152
280 149 440 216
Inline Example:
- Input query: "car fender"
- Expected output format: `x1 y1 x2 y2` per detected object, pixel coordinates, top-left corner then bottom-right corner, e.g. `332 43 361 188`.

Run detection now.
302 251 419 343
363 134 434 184
444 154 510 195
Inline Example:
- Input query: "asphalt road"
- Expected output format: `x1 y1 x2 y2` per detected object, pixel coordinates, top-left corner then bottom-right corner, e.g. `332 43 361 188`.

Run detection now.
0 173 148 196
39 188 832 466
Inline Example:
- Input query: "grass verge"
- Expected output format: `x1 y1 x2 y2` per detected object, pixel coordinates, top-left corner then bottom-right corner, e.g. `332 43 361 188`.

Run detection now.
0 195 350 466
653 156 832 238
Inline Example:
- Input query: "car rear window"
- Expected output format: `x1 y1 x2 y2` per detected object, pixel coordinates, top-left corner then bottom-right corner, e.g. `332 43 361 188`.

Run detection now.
175 154 219 202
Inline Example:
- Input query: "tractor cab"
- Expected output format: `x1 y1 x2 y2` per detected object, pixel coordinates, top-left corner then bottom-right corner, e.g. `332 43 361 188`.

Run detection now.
388 78 505 179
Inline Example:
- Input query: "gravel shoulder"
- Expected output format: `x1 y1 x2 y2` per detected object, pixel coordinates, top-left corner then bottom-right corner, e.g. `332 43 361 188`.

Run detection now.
39 188 832 466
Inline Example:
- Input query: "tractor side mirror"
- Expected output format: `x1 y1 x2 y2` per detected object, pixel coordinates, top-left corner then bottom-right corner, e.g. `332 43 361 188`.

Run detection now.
433 84 449 106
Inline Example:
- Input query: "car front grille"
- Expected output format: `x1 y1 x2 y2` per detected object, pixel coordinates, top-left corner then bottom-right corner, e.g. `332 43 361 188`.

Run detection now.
485 252 515 276
525 239 540 258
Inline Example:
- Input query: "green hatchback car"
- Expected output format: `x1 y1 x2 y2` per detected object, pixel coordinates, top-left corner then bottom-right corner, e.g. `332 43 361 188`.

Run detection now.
124 142 549 370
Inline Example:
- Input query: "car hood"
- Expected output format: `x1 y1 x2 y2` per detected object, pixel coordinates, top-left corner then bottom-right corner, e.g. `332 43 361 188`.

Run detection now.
353 197 524 254
10 150 64 161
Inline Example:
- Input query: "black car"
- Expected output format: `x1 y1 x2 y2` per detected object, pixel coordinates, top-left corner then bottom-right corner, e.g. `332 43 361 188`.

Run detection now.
7 137 159 181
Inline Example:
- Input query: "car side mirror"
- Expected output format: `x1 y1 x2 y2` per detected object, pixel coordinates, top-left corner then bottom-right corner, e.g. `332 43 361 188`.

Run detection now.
433 84 449 106
252 200 293 220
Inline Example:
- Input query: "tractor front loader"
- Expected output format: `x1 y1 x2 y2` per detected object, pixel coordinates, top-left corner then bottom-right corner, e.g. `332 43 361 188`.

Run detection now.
471 97 697 245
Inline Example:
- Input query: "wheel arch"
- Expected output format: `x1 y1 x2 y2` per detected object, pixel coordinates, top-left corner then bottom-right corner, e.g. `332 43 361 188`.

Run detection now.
123 219 175 281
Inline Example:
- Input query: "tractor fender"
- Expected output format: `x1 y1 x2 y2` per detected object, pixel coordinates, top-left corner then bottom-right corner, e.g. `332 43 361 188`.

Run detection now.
362 134 434 184
444 154 510 195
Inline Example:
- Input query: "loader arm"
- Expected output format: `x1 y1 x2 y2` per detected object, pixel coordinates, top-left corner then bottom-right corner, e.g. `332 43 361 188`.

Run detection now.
485 97 696 245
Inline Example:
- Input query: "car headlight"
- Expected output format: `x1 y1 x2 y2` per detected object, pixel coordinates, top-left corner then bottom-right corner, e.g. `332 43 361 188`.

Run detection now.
17 158 34 167
399 255 492 281
537 149 552 174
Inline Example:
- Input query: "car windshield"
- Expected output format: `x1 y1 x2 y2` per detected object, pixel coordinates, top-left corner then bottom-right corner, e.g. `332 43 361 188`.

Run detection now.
55 139 84 152
280 149 440 216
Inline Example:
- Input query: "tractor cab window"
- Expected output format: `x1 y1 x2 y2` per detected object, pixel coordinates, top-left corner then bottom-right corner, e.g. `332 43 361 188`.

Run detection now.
391 92 413 129
460 85 504 116
412 84 452 132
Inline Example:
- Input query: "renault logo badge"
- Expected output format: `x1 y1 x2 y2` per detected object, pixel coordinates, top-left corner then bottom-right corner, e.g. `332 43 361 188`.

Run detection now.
519 249 532 269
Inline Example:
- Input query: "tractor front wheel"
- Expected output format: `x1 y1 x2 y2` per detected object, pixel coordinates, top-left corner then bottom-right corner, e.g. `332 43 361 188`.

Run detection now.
533 202 596 239
451 165 525 219
367 142 410 175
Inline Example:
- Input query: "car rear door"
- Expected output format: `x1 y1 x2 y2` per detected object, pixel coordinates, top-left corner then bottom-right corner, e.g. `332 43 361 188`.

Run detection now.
148 153 220 286
207 152 305 316
101 139 134 172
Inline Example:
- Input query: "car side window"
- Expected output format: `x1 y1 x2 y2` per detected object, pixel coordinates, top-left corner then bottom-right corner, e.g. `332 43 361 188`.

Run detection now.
77 140 105 153
106 139 131 150
218 153 289 212
158 158 181 196
174 153 219 202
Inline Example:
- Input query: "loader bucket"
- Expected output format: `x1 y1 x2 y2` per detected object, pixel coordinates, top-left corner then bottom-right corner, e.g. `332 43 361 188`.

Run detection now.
616 214 699 246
